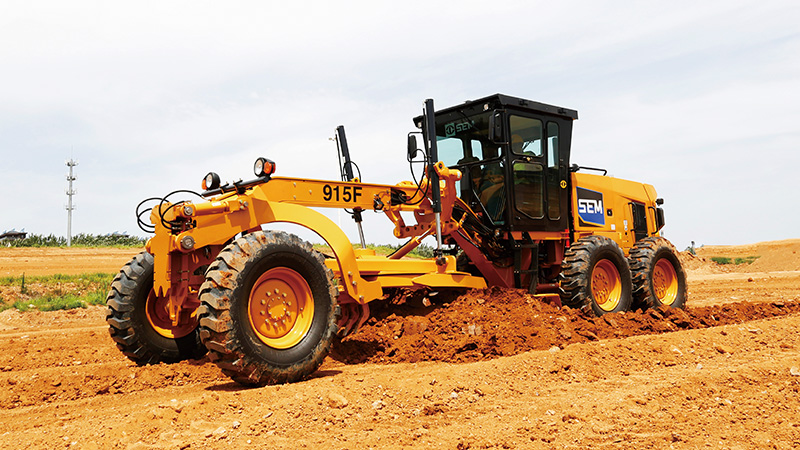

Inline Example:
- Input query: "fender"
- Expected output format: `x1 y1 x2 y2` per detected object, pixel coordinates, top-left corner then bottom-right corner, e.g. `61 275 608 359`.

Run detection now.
159 191 382 305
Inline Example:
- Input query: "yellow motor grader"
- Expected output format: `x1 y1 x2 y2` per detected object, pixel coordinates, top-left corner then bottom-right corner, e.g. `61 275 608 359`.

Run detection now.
106 94 687 386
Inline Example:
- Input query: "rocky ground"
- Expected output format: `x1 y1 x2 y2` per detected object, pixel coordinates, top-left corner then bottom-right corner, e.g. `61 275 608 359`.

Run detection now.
1 241 799 449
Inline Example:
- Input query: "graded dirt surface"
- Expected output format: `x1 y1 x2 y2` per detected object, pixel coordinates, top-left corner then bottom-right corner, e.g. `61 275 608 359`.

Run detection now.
0 247 142 277
1 241 800 449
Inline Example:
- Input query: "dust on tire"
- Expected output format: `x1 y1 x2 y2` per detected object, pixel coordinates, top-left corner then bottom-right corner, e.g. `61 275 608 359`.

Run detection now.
560 235 633 316
629 236 688 310
198 231 338 387
106 252 206 364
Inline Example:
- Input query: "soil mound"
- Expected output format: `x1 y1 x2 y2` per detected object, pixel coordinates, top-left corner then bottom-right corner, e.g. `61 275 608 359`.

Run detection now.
696 239 800 272
678 251 728 275
332 287 800 365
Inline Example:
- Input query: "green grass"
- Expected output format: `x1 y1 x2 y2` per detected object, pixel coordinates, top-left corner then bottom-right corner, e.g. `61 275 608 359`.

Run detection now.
710 255 760 265
734 256 760 264
0 273 114 312
0 273 114 286
3 233 146 248
11 289 108 312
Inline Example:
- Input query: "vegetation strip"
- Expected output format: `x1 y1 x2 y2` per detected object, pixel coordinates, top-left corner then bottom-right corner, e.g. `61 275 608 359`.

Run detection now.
710 255 760 265
2 233 146 248
0 273 114 312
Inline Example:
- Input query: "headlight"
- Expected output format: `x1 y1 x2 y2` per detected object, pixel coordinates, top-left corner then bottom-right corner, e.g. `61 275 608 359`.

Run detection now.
254 157 276 177
202 172 220 190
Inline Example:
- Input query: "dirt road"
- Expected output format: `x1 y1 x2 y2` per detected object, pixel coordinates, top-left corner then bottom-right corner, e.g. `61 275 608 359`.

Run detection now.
1 242 799 449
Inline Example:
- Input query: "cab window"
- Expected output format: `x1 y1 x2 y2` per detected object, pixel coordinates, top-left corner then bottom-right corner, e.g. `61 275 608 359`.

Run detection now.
436 137 466 167
509 115 543 157
478 160 506 224
513 161 544 219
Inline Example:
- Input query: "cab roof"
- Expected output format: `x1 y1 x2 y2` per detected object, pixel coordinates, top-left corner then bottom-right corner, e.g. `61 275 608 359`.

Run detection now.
415 93 579 124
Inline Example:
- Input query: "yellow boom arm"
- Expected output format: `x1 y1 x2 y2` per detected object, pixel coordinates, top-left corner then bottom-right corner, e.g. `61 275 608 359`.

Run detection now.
146 163 485 327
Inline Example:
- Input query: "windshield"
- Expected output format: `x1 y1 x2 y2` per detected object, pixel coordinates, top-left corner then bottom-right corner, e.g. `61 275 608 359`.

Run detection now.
434 110 499 167
433 109 507 224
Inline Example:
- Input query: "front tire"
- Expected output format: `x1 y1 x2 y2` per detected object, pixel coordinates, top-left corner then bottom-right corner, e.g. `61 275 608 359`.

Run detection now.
629 236 688 309
106 252 205 364
198 231 338 387
560 236 633 316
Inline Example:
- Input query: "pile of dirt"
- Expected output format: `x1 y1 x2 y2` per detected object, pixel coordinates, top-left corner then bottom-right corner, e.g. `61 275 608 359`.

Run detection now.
696 239 800 272
678 251 729 275
333 287 800 365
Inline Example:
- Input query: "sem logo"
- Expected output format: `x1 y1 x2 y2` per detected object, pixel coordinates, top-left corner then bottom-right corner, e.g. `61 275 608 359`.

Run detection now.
577 187 605 226
444 121 472 137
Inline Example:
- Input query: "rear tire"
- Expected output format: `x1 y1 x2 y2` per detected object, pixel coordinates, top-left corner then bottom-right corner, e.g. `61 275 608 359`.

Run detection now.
106 252 205 364
560 236 633 316
198 231 338 387
629 236 688 310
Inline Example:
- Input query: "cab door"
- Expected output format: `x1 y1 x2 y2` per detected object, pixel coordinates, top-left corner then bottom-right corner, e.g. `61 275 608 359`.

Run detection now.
507 114 569 232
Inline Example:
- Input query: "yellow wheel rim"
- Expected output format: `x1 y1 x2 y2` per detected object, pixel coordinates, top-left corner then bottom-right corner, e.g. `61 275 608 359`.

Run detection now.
653 258 679 305
591 259 622 312
145 290 197 339
248 267 315 349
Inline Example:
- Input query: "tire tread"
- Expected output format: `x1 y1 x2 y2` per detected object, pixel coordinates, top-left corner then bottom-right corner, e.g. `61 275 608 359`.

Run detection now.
199 231 339 387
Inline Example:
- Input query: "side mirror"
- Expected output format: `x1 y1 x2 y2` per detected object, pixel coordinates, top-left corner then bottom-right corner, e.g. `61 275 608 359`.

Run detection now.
488 112 505 142
407 134 419 160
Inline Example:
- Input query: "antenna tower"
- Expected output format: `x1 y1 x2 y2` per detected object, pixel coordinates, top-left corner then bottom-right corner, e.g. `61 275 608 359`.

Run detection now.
66 159 78 246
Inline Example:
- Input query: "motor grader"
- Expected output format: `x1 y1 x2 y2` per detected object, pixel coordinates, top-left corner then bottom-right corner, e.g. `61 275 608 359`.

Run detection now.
107 94 687 386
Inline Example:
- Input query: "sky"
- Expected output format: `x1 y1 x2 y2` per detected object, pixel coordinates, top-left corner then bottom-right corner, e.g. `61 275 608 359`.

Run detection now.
1 0 798 250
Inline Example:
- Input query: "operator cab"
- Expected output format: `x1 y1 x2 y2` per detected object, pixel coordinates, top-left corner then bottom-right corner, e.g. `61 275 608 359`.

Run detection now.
416 94 578 233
